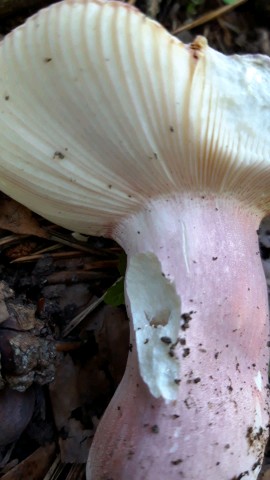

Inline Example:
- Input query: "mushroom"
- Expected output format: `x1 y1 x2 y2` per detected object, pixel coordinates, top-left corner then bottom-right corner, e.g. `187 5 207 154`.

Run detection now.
0 1 269 478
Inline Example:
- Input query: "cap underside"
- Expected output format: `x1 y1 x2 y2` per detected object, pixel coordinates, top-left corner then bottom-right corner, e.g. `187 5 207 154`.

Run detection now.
0 0 270 235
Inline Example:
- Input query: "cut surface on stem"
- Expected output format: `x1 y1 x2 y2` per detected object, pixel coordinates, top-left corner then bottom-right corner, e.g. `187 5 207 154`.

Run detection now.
126 252 181 400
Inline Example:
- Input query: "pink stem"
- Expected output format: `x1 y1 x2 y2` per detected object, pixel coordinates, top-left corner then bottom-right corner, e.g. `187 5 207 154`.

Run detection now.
87 195 269 480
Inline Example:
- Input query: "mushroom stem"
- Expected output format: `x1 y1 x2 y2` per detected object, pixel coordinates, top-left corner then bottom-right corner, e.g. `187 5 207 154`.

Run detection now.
87 194 269 480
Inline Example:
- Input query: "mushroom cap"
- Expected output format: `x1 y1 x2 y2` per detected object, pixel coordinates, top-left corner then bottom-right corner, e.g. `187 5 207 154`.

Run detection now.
0 0 270 236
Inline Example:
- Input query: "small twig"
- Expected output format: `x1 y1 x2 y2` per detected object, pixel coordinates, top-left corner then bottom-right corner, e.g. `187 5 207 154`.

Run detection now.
10 250 89 263
33 244 62 255
65 463 86 480
173 0 247 35
48 232 115 256
62 276 123 337
42 455 63 480
0 234 28 247
62 295 105 337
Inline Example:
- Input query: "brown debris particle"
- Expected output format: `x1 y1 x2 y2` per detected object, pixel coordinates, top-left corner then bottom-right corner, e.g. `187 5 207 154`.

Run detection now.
181 312 193 330
160 336 172 344
53 151 65 160
182 348 190 358
171 459 182 465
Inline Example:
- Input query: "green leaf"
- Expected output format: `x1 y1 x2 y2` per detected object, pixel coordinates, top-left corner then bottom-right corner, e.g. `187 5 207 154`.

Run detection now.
186 3 197 15
223 0 236 4
117 253 127 275
104 277 125 307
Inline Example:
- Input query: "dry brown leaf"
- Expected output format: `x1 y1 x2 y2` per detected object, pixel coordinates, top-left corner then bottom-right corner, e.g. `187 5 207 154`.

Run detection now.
0 443 56 480
49 355 93 463
260 467 270 480
93 305 129 384
0 197 48 238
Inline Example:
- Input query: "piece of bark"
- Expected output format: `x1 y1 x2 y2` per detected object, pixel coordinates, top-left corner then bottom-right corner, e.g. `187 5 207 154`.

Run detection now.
0 331 56 391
